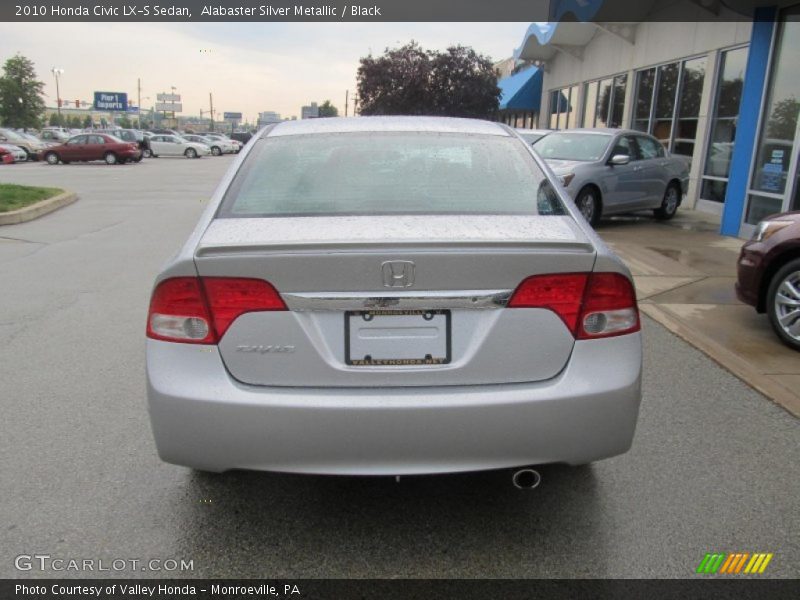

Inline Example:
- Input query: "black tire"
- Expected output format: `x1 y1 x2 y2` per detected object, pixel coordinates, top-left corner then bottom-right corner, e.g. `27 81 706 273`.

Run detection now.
45 152 60 165
142 148 152 158
766 258 800 351
185 148 198 159
104 152 117 165
575 186 601 227
654 183 681 220
132 156 142 163
210 146 222 156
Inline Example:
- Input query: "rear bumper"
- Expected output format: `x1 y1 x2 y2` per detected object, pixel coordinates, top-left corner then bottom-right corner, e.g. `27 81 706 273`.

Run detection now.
146 333 642 475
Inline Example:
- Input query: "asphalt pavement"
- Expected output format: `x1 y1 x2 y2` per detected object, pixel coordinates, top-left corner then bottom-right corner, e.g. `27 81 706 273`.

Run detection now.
0 157 797 579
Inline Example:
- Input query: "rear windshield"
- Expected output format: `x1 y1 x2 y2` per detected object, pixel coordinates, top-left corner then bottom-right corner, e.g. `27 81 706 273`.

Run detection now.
218 132 566 217
533 132 612 161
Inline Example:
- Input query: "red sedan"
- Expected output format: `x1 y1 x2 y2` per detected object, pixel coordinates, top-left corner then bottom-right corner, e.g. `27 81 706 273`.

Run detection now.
0 146 14 164
736 211 800 350
40 133 142 165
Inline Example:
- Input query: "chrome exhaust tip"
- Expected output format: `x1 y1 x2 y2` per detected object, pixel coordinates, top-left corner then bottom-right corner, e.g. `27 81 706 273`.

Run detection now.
512 468 541 490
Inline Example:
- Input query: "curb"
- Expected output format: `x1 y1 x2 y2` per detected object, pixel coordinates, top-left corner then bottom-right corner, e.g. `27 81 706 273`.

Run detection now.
0 191 78 225
641 304 800 418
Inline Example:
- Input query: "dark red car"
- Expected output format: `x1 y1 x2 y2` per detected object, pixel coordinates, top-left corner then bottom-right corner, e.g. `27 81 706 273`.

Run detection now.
40 133 141 165
736 211 800 350
0 146 14 164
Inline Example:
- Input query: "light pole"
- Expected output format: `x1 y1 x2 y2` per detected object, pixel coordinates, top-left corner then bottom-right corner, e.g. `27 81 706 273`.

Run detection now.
51 67 64 117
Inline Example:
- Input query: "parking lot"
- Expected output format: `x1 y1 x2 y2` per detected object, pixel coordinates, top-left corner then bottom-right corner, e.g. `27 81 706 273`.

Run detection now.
0 157 798 578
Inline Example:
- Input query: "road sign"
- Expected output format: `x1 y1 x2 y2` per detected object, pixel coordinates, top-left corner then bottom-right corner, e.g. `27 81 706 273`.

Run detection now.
156 93 181 102
94 91 128 111
223 112 243 120
155 102 183 112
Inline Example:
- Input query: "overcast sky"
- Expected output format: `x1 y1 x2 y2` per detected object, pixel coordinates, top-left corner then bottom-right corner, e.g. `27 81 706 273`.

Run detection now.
0 22 529 121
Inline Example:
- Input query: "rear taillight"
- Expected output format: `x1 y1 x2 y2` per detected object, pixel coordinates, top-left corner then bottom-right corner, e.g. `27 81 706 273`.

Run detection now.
507 274 588 331
508 272 639 339
146 277 286 344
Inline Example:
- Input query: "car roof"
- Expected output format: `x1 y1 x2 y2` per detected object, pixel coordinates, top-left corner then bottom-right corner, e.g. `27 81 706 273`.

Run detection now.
546 128 646 136
515 128 550 135
264 116 511 138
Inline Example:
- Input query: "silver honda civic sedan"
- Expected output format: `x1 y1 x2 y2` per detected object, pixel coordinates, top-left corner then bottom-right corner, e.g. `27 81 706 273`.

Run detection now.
146 117 642 477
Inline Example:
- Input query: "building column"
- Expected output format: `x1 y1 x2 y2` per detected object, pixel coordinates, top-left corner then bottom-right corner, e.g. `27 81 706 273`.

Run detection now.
720 6 777 236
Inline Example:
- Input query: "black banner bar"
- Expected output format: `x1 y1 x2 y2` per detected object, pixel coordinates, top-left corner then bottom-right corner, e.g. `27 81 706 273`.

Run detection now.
0 0 764 23
3 579 800 600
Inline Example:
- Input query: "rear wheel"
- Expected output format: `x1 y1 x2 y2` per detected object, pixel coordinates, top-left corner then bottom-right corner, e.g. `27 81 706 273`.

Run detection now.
104 152 118 165
142 148 152 158
185 148 198 159
211 146 222 156
654 183 680 220
575 187 601 227
767 258 800 351
45 152 60 165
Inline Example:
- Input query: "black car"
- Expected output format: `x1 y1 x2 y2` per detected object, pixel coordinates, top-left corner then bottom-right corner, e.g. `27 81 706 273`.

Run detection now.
230 131 252 145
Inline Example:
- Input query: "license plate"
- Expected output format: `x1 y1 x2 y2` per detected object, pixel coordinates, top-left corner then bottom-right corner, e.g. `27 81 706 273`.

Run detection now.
345 309 451 366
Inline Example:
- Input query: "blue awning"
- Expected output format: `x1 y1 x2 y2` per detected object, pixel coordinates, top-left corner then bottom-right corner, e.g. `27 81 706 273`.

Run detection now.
498 66 542 111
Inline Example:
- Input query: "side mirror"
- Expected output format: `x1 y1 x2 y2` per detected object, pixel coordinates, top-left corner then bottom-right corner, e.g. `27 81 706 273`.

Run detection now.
609 154 630 166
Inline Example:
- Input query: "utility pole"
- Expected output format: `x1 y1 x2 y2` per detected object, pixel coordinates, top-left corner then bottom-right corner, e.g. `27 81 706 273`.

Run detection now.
51 67 64 117
209 93 215 132
345 90 349 117
137 78 142 129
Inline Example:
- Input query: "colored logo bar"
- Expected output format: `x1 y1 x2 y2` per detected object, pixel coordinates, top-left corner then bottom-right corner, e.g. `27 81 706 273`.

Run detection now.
696 553 773 574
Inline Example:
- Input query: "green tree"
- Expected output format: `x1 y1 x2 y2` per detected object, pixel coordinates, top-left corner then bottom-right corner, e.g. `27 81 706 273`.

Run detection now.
82 115 93 129
48 112 64 127
357 41 500 118
68 115 82 129
318 100 338 117
118 115 132 129
0 54 46 128
766 97 799 141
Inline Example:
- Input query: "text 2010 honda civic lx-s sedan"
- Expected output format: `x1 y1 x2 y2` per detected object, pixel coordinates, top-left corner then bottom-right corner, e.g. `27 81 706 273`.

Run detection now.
146 117 642 477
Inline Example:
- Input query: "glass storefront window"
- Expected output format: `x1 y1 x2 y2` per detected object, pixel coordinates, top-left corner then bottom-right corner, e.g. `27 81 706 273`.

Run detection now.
582 74 627 129
673 57 706 158
633 68 655 132
549 84 580 129
595 78 613 127
611 75 627 128
633 57 707 165
582 80 598 128
701 46 748 203
653 62 679 146
745 11 800 225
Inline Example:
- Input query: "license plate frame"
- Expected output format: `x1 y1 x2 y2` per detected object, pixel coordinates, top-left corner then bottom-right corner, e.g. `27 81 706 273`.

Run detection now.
344 309 452 366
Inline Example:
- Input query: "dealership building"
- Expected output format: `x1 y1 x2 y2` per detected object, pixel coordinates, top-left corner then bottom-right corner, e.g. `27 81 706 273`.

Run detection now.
498 1 800 238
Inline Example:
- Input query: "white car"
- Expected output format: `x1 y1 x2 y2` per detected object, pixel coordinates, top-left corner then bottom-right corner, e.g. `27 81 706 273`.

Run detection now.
0 143 28 162
148 135 211 159
199 133 239 154
181 134 232 157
